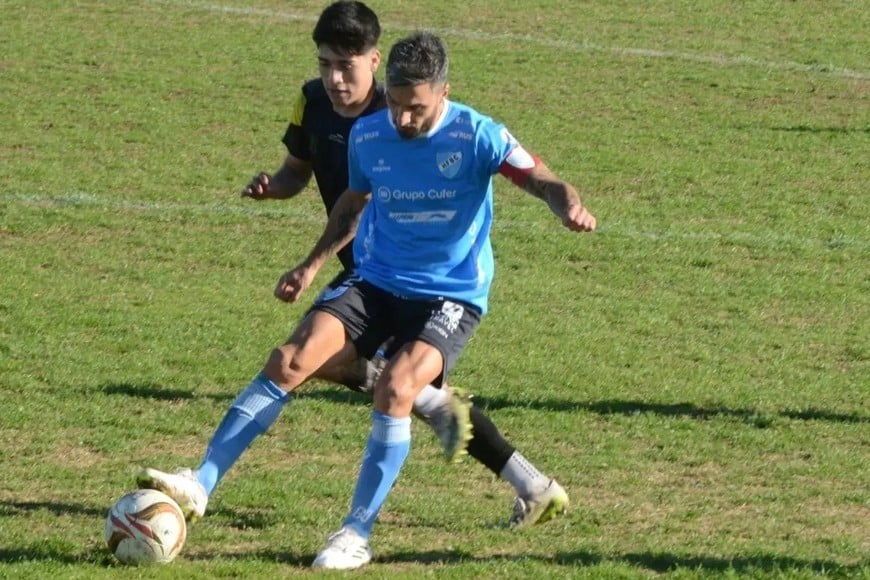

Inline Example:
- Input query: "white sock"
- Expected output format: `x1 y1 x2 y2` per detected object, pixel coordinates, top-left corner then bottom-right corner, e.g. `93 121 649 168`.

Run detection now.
499 451 550 498
411 384 448 421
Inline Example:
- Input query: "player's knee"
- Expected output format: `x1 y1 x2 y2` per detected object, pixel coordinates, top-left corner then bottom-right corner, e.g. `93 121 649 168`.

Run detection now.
262 347 308 390
373 369 416 414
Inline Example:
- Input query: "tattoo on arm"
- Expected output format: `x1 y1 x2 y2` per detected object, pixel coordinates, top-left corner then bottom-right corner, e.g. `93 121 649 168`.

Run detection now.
305 191 369 269
333 202 362 244
521 165 581 218
523 173 562 202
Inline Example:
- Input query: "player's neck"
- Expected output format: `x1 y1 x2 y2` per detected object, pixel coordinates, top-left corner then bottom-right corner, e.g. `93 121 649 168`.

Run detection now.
333 79 376 119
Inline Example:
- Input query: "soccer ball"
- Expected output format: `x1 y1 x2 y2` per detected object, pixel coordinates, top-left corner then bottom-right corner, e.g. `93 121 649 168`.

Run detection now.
105 489 187 565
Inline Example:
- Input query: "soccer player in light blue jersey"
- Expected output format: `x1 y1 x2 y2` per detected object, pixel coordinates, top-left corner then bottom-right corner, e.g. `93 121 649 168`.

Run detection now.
271 31 597 570
138 2 572 538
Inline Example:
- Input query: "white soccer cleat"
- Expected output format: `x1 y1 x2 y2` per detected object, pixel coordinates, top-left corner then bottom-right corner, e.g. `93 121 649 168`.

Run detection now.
509 479 569 529
136 467 208 522
311 527 372 570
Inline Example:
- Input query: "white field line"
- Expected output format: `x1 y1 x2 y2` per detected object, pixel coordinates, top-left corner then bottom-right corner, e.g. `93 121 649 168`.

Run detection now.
4 191 867 250
144 0 869 80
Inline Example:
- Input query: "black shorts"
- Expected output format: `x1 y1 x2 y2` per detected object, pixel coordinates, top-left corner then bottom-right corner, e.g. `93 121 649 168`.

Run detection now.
311 274 481 386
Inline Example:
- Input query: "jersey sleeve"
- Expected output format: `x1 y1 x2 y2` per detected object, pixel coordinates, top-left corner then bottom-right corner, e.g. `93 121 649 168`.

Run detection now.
477 118 518 175
281 88 311 161
477 117 540 185
347 125 370 193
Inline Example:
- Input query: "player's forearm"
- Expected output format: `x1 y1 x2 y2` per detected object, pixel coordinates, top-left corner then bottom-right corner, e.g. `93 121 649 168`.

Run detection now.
523 165 584 220
302 190 369 271
266 163 310 199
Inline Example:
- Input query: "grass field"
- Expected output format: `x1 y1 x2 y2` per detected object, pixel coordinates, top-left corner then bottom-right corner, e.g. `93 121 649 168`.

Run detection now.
1 0 868 578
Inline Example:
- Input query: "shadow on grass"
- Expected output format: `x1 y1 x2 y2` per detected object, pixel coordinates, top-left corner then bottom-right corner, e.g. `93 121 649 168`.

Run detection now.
0 499 106 518
98 383 867 425
183 549 313 566
0 502 112 566
470 396 869 425
0 548 112 566
100 382 217 401
99 382 370 405
179 547 864 576
382 549 864 575
733 123 870 135
290 390 869 427
207 504 280 530
771 124 870 134
0 535 862 575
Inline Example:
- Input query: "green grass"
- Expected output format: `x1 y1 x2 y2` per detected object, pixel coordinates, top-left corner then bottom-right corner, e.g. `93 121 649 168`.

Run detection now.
1 0 868 578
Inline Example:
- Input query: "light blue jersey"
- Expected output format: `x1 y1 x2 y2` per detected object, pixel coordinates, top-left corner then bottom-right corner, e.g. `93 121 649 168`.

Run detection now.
348 100 517 314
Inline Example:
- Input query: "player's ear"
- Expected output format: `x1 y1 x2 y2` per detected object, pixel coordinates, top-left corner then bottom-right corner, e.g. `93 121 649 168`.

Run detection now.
441 82 450 99
370 49 381 72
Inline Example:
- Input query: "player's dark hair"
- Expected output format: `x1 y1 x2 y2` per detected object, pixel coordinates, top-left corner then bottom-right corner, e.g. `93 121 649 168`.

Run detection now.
386 31 449 87
312 1 381 55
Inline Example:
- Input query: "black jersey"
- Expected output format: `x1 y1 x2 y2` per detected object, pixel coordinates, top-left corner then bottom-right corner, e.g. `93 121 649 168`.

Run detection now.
282 78 386 271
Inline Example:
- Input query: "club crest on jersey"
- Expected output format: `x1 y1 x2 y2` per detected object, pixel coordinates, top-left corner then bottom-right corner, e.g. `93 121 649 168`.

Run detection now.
436 151 463 178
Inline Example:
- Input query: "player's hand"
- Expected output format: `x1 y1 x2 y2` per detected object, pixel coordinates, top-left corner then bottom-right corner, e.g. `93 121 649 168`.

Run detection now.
563 204 596 232
274 265 317 303
241 172 272 199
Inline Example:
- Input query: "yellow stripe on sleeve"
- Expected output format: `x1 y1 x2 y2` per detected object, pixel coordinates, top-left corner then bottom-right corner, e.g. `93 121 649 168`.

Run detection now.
288 89 306 125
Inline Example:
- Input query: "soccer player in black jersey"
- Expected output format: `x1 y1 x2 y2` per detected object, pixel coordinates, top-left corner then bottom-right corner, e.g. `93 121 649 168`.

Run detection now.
138 0 567 535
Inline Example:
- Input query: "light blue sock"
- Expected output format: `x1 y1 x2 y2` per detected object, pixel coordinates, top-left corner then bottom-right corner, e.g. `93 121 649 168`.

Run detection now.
196 373 289 495
343 411 411 539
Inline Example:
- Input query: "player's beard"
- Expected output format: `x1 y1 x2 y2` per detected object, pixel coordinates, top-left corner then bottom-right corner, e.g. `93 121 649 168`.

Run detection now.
395 100 445 139
396 112 436 139
397 125 421 139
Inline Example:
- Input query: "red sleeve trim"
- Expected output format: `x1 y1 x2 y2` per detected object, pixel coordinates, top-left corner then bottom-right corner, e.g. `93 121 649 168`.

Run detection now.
498 152 541 187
